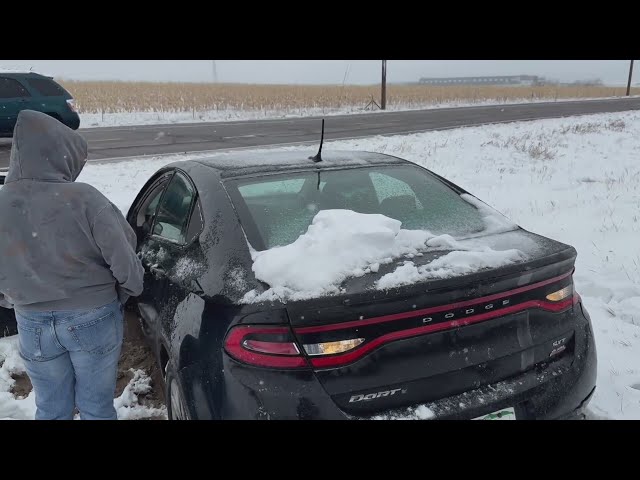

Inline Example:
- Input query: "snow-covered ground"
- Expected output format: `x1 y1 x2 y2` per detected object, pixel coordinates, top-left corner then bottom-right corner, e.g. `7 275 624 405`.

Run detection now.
78 96 636 128
1 109 639 419
0 335 166 420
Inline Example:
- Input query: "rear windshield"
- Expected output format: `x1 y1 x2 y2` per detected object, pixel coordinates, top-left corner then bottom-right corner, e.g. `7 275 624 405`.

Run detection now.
225 165 487 251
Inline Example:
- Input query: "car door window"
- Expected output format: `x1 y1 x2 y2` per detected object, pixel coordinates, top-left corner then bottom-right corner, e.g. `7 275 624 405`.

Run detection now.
133 174 171 235
0 78 30 98
153 172 195 244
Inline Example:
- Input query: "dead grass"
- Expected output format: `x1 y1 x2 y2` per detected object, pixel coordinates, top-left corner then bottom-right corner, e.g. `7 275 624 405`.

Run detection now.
481 117 631 161
58 80 640 114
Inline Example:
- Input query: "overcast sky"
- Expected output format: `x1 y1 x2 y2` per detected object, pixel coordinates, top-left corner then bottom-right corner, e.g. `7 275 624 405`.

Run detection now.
0 60 636 85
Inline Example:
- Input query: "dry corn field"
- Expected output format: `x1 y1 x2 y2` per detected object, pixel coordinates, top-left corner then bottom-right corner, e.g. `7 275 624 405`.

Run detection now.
59 81 640 114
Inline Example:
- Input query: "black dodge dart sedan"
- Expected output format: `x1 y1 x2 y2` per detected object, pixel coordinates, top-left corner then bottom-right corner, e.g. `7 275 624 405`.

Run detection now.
126 149 596 420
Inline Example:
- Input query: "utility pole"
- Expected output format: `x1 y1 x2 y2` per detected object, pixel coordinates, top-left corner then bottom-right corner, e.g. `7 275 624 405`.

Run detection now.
381 60 387 110
626 60 634 96
212 60 218 83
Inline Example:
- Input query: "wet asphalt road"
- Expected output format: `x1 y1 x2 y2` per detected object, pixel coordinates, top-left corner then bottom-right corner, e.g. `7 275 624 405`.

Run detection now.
1 97 640 169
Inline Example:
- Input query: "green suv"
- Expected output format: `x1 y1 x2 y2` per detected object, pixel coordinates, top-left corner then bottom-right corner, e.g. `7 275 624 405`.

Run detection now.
0 71 80 137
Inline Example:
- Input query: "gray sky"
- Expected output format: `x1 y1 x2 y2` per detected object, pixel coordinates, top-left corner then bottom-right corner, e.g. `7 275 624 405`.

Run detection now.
0 60 636 85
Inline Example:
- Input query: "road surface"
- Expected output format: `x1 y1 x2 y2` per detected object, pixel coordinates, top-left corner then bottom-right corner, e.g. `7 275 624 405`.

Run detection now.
2 97 640 169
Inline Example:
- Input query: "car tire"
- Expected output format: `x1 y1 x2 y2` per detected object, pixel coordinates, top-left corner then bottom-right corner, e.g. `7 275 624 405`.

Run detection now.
166 362 191 420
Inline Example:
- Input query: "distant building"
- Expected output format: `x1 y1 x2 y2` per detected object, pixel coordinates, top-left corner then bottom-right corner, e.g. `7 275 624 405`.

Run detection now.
418 75 543 86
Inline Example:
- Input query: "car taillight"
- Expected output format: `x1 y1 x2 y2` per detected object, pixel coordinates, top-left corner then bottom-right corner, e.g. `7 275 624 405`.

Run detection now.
66 99 77 112
224 325 308 369
546 285 573 302
303 338 364 356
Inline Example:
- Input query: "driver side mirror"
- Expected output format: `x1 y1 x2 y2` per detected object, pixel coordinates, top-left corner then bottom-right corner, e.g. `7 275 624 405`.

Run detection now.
152 222 164 236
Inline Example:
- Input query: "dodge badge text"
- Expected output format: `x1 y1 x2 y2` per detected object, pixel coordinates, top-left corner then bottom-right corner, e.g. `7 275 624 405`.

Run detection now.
349 389 407 403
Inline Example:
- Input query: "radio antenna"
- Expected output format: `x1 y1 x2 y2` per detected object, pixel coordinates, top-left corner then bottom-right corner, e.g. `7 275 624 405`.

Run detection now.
309 119 325 163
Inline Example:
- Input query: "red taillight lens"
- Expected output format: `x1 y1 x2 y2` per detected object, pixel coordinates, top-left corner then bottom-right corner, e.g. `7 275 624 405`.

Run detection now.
224 325 308 369
242 339 300 355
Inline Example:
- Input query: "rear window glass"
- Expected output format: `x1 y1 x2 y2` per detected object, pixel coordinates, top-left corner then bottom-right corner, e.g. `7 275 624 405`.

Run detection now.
0 77 30 98
225 165 487 251
27 78 65 97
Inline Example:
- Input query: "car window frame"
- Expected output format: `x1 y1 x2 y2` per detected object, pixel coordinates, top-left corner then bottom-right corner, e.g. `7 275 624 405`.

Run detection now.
149 169 202 248
185 194 204 245
131 171 173 228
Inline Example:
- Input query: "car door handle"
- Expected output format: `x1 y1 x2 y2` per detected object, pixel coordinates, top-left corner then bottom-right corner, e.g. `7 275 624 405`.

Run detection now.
150 265 166 277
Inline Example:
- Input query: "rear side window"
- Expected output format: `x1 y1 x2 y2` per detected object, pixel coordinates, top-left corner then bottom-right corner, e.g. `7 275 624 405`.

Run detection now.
27 78 65 97
0 77 30 98
153 172 195 244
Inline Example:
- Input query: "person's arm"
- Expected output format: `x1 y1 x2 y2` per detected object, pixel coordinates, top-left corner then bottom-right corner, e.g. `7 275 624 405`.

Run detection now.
92 203 145 305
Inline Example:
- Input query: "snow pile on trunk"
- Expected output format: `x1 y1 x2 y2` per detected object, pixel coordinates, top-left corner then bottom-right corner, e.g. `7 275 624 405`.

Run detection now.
244 210 427 302
114 369 167 420
243 208 524 303
377 248 525 290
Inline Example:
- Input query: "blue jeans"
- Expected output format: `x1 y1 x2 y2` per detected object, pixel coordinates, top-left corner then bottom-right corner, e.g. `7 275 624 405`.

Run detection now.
15 299 123 420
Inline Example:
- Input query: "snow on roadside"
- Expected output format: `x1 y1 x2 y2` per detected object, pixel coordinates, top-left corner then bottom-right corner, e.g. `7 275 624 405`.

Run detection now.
77 96 637 128
3 109 640 419
80 109 640 419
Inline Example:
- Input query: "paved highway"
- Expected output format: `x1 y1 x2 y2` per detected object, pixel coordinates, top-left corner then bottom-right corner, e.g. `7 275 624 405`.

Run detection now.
1 97 639 169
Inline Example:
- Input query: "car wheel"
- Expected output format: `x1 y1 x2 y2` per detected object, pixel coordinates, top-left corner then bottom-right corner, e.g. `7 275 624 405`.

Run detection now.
166 363 191 420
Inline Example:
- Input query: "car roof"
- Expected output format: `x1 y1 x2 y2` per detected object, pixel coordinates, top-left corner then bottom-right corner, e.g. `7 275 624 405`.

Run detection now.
188 149 409 179
0 71 52 79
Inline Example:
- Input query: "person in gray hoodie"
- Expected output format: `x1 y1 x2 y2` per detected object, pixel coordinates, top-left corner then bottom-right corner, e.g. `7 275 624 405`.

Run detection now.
0 110 144 420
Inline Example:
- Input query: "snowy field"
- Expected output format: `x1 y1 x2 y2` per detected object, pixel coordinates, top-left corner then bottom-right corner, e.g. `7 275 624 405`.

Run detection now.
78 96 635 128
1 110 639 419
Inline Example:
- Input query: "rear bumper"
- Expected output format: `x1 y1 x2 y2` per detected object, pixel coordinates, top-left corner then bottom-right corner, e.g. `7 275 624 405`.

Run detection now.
354 300 597 420
205 301 597 420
